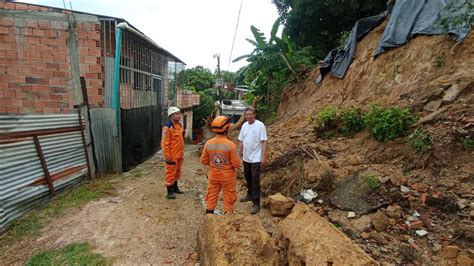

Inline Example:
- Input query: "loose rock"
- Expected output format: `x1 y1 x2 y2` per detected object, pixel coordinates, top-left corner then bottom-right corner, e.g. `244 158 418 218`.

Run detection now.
265 193 295 217
371 210 390 231
370 232 388 245
386 205 403 218
443 245 460 259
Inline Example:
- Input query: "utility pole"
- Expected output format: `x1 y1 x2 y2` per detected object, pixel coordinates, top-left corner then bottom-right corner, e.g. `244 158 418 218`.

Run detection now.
214 54 223 115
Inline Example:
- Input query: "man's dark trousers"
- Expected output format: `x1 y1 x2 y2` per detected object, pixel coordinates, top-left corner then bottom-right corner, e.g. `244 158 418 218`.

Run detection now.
243 161 261 206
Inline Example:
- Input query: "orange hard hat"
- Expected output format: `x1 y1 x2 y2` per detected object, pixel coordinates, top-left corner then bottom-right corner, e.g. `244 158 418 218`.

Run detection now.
211 116 230 133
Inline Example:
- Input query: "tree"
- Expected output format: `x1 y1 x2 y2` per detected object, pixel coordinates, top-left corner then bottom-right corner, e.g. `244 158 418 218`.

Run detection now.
183 66 215 92
273 0 386 58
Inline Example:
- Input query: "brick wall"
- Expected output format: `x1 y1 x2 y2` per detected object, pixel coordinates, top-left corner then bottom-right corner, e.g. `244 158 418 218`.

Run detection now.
0 2 103 114
176 89 200 110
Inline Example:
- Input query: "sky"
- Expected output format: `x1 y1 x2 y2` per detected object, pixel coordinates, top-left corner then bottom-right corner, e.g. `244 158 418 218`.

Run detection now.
18 0 280 72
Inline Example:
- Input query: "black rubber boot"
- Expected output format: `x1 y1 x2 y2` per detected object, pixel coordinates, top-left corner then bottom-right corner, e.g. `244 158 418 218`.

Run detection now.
250 204 261 214
166 186 176 200
173 181 184 194
205 209 214 214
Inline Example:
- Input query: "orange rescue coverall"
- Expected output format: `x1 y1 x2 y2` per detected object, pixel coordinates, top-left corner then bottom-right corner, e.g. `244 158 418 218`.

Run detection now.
161 120 184 187
200 135 241 213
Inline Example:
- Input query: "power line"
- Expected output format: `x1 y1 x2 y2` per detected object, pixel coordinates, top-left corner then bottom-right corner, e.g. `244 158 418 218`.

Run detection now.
228 0 243 68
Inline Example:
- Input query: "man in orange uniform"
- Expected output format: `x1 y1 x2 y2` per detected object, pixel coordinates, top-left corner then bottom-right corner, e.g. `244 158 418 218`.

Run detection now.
201 116 241 214
161 106 185 200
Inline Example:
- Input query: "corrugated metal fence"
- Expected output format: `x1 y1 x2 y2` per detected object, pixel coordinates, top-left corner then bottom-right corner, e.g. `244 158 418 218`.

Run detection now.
0 114 90 232
90 108 122 173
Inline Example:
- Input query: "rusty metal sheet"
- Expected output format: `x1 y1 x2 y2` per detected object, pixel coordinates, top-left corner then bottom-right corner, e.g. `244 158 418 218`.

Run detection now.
0 114 88 232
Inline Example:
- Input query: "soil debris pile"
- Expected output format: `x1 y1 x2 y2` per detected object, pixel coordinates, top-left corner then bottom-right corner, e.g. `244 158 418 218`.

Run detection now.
197 214 280 265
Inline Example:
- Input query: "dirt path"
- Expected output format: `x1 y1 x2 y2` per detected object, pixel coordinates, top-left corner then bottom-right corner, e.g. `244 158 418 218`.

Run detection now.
2 146 214 265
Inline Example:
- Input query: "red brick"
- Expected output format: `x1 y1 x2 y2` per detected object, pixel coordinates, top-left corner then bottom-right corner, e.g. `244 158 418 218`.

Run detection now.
7 106 19 113
89 64 102 72
2 17 14 27
41 51 53 61
0 43 12 51
53 54 66 62
0 98 12 106
2 3 16 10
41 70 54 79
21 28 33 36
37 20 50 30
11 98 22 106
53 71 70 79
25 77 49 85
33 29 45 36
39 37 52 45
0 27 9 35
34 101 46 108
81 56 97 64
39 7 50 12
43 29 57 38
26 4 41 11
5 50 18 59
26 20 38 28
2 35 17 43
49 79 61 86
26 36 40 44
50 93 64 101
0 106 6 114
23 99 35 107
78 47 89 55
46 101 58 108
88 48 101 56
4 90 16 98
15 3 28 11
42 107 54 114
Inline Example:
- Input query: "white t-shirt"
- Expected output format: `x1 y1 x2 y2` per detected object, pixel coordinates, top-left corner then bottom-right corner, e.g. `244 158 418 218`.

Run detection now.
238 120 268 163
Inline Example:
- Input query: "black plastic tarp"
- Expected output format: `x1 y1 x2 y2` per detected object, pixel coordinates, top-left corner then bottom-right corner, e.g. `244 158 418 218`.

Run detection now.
324 13 386 79
374 0 471 56
317 0 471 82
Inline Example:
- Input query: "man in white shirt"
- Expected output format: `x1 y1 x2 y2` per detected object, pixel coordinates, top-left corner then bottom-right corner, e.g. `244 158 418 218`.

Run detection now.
238 106 267 214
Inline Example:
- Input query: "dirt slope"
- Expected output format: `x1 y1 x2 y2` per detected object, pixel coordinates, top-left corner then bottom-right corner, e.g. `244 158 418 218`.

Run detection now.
262 22 474 264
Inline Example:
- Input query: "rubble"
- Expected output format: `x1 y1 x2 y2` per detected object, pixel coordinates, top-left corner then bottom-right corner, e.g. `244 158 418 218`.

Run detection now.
386 204 402 218
197 214 279 265
370 210 390 231
443 245 460 259
265 193 295 216
278 203 377 265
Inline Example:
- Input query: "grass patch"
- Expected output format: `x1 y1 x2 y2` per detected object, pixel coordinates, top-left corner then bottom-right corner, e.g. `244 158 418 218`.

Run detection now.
0 179 113 254
408 128 433 152
27 243 109 266
365 175 380 190
458 136 474 150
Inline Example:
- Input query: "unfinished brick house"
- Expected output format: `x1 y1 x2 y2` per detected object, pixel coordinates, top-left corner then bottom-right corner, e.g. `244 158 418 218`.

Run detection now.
0 1 201 231
0 1 200 171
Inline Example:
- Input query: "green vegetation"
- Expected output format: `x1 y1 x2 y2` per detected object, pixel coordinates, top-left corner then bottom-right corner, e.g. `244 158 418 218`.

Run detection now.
408 128 433 152
273 0 386 58
309 105 417 142
435 54 445 67
365 175 380 190
458 136 474 150
338 107 365 137
0 180 113 252
437 0 474 32
364 105 417 142
315 107 338 129
27 243 109 266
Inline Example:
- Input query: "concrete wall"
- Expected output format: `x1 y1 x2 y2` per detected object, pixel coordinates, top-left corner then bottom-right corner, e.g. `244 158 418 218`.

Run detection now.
0 2 104 114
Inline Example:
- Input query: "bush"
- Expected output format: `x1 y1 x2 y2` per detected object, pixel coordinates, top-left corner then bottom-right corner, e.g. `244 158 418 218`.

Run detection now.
364 105 417 142
339 107 365 137
315 107 338 129
408 128 433 151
